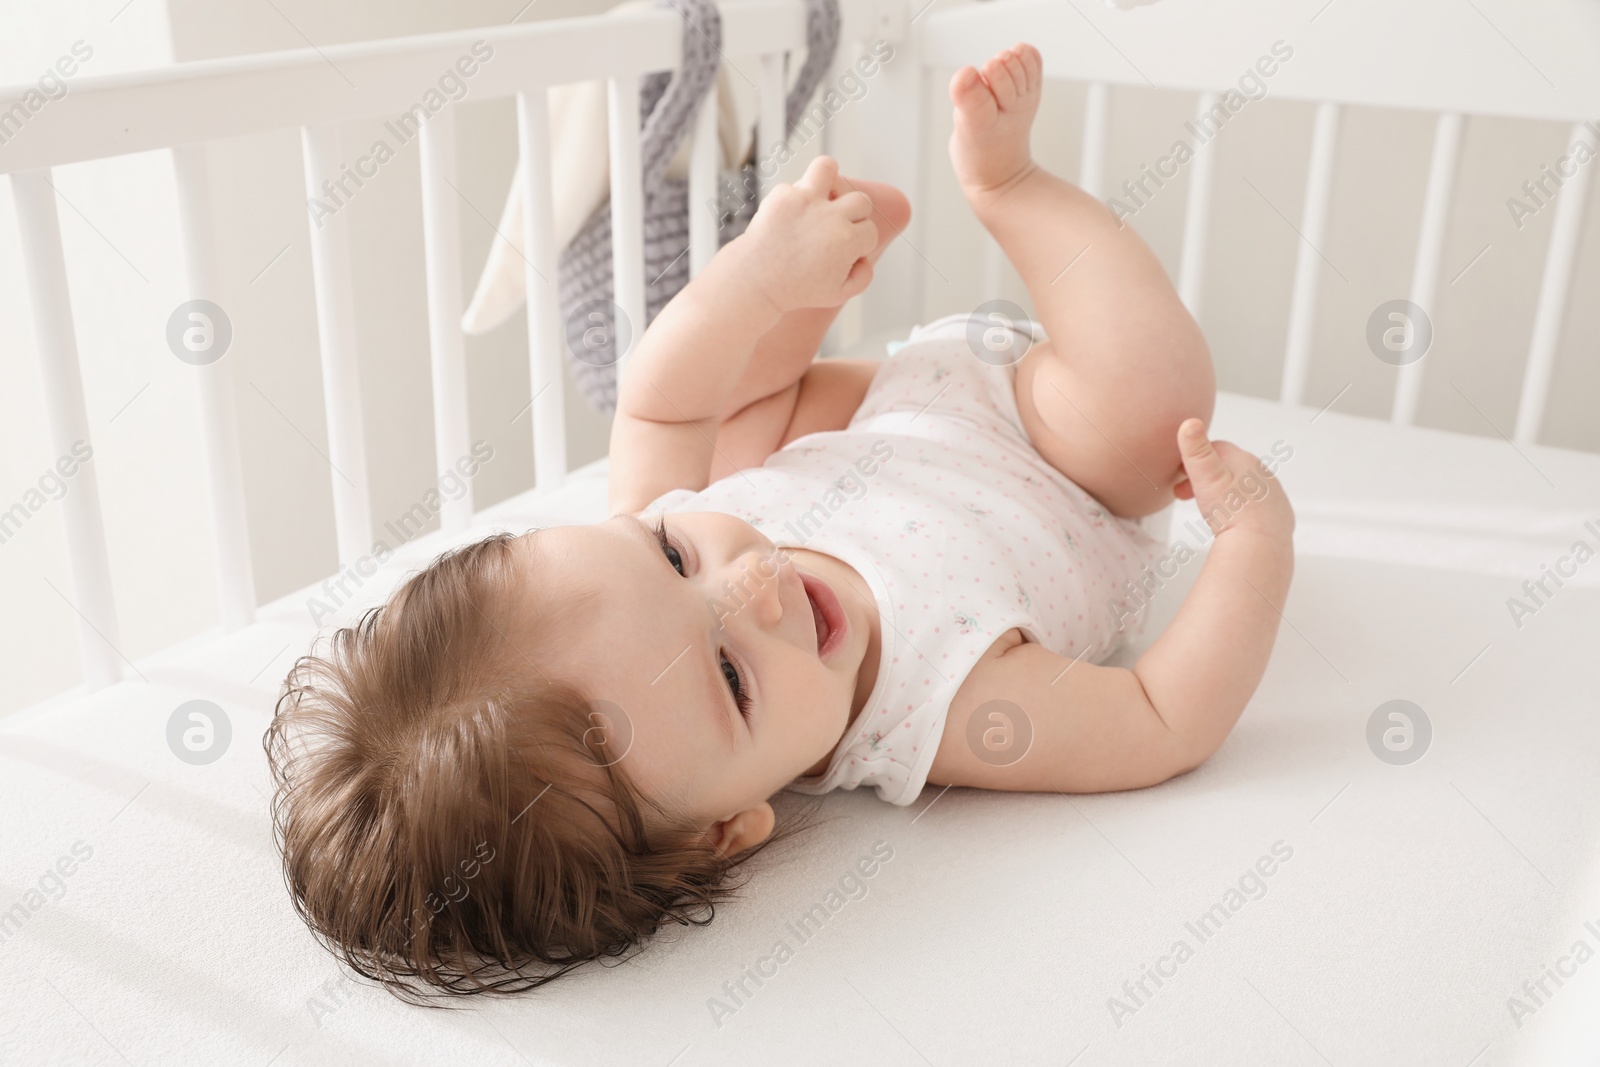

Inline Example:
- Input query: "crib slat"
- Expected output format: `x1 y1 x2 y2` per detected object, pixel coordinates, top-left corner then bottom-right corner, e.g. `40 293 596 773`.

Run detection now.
171 143 257 631
1392 112 1462 425
908 64 933 324
607 74 646 386
853 28 920 333
1177 92 1219 318
10 169 123 689
1279 103 1341 407
828 41 866 351
981 233 1005 298
417 109 475 526
1514 119 1593 445
689 84 720 279
516 88 568 492
1079 82 1109 198
757 52 786 199
300 124 374 566
819 49 838 160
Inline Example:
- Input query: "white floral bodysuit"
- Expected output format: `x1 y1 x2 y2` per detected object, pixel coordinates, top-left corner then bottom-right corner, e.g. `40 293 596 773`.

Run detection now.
642 313 1167 805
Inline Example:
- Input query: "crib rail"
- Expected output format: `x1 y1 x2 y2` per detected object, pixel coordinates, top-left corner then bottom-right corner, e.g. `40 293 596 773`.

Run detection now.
918 0 1600 125
4 0 894 691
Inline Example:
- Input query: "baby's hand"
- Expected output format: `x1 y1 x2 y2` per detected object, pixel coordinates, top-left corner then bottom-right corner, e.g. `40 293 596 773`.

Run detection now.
739 155 879 314
1174 418 1295 540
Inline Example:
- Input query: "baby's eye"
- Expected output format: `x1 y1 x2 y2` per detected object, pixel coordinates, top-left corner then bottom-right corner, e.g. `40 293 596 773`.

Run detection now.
721 654 751 717
653 518 685 575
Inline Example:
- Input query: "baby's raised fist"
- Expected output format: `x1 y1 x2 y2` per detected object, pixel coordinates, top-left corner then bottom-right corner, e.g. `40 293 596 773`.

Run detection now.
1175 419 1294 540
740 155 880 314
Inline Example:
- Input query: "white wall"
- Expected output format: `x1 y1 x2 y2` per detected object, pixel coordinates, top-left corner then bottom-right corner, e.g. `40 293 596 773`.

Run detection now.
3 0 1597 715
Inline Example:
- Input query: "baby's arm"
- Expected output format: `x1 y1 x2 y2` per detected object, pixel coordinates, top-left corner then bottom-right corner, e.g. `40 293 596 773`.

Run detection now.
708 176 908 478
719 176 907 421
608 155 878 516
927 419 1295 792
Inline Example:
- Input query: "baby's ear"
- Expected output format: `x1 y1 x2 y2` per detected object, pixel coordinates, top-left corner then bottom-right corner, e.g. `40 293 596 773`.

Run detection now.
707 802 776 857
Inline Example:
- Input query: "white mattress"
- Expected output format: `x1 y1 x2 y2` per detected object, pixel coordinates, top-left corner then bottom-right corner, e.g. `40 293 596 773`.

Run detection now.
4 389 1598 1066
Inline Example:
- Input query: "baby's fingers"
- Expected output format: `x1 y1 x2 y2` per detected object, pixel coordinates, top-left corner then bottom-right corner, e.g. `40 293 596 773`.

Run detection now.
848 216 878 259
1178 419 1248 508
834 189 874 223
1176 419 1231 493
839 256 874 302
1178 420 1290 535
797 154 840 195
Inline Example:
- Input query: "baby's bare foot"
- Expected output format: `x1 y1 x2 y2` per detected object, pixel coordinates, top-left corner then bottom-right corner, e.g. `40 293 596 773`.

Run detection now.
947 43 1043 202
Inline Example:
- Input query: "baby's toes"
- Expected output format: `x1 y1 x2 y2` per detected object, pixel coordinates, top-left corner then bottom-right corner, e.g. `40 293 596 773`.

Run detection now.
1000 49 1030 101
981 53 1019 109
949 64 997 120
1016 43 1043 93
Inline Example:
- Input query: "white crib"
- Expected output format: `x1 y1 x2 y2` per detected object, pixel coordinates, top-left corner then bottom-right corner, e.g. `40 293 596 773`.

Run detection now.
4 1 1600 1064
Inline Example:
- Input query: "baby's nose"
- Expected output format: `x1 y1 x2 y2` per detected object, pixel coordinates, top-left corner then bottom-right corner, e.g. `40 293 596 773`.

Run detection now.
736 550 788 630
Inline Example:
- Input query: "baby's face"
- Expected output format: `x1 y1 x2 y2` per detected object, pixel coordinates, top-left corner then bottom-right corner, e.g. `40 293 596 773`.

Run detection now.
516 511 862 834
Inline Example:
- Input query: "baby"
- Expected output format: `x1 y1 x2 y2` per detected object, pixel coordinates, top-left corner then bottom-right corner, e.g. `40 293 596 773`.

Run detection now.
266 43 1294 997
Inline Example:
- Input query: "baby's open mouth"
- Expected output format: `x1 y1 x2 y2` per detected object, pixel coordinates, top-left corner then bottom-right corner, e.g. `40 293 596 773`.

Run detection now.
800 573 847 659
808 587 829 652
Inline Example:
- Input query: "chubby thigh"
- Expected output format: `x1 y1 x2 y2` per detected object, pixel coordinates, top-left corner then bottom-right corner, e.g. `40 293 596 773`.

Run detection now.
1012 337 1193 520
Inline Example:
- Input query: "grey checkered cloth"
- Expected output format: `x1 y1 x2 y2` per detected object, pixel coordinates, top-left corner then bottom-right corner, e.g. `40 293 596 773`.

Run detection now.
556 0 841 413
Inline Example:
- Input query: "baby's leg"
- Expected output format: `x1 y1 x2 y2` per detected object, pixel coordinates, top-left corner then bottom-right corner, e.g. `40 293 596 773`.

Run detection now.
718 177 910 419
949 45 1214 518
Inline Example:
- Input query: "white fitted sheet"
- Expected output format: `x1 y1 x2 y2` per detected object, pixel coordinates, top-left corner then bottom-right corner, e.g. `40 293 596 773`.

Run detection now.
3 388 1598 1066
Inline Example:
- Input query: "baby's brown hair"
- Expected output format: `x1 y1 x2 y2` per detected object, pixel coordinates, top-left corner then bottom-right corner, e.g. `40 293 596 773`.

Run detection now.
264 531 801 998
